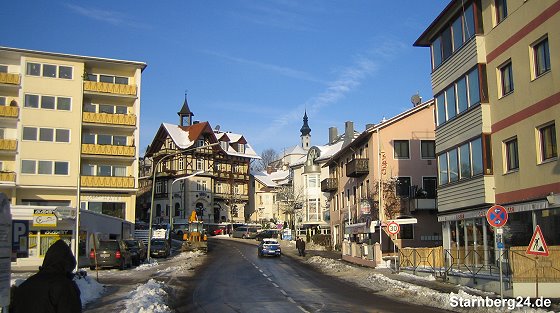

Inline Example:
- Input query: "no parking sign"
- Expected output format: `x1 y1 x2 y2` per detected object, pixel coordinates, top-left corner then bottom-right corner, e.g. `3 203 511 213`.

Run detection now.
486 205 508 228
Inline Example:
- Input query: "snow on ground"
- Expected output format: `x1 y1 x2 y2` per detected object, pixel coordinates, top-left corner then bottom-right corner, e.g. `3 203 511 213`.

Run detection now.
305 256 555 313
120 279 172 313
75 273 105 307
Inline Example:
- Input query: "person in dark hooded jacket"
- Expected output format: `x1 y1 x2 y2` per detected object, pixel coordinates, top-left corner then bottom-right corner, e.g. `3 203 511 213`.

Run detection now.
10 239 82 313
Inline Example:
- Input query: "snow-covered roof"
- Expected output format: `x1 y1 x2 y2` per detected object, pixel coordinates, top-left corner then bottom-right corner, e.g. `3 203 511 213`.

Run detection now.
162 123 194 149
215 131 260 159
252 169 289 187
290 140 344 167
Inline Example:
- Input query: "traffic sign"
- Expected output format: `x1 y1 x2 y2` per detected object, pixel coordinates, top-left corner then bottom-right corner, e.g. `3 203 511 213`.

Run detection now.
387 221 400 235
486 205 508 228
526 225 549 257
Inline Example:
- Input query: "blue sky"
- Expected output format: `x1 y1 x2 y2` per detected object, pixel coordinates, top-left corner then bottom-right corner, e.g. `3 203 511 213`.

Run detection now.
2 1 449 156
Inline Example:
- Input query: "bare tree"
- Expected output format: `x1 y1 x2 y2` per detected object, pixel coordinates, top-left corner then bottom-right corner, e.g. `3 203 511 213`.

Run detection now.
276 185 305 230
361 177 402 221
252 148 279 171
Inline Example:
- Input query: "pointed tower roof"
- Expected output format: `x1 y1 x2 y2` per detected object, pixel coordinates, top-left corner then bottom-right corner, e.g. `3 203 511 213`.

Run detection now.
178 93 194 116
300 110 311 136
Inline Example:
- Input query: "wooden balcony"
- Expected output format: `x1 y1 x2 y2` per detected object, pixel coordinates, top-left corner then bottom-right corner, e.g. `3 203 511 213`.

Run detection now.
320 178 338 192
0 171 15 182
346 158 369 177
81 144 135 157
0 106 19 118
82 112 136 126
0 139 17 151
83 81 137 96
80 176 135 188
0 73 20 85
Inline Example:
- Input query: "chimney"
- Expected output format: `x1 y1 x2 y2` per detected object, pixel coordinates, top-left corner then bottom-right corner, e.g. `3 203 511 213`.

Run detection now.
343 121 354 147
266 166 276 174
365 123 375 130
328 127 338 144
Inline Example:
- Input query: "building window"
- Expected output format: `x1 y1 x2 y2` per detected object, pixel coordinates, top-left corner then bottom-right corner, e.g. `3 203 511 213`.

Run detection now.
533 37 550 78
24 94 72 111
438 154 448 185
21 160 69 175
88 202 125 219
499 61 514 96
396 177 411 197
495 0 508 24
459 143 471 179
436 67 481 126
400 224 414 240
505 137 519 172
394 140 410 159
422 177 437 199
25 62 73 79
421 140 435 159
448 149 459 182
539 123 557 162
196 139 205 147
437 137 486 186
86 74 128 85
196 158 204 170
179 158 185 170
216 182 222 194
22 127 70 143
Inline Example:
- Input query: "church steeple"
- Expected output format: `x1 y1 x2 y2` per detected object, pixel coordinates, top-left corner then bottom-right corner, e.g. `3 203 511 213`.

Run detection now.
300 110 311 149
178 92 194 126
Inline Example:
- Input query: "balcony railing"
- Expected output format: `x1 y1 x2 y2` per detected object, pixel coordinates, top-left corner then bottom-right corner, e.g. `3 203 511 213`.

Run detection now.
80 175 135 188
82 112 136 126
346 158 369 177
83 81 137 96
214 192 249 201
0 106 19 118
320 178 338 192
0 171 15 182
0 73 20 85
81 144 135 157
410 198 437 211
0 139 17 151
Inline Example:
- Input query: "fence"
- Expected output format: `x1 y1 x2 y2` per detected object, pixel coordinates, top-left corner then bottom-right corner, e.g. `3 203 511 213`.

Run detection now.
399 245 560 284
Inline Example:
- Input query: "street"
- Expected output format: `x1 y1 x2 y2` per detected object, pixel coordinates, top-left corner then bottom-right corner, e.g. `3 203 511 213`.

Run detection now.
170 239 450 313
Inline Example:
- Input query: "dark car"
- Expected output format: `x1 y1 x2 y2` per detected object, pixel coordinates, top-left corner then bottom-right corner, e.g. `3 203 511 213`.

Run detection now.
255 229 280 241
257 238 282 257
89 240 133 270
124 239 147 265
150 239 171 258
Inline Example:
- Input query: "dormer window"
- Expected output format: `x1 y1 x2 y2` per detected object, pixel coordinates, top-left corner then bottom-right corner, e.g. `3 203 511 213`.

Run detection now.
220 141 229 151
197 139 205 147
238 143 245 153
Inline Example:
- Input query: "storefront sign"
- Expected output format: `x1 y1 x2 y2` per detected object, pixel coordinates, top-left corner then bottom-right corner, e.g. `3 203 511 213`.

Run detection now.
81 195 125 202
33 209 57 227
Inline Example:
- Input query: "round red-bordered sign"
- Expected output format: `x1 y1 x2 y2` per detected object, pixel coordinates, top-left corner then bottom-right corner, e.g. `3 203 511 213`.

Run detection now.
387 221 400 235
486 205 508 228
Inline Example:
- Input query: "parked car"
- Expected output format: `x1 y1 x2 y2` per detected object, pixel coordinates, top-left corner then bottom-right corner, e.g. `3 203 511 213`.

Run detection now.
89 240 133 270
150 239 171 258
124 239 147 265
255 229 280 241
257 238 282 257
232 226 261 239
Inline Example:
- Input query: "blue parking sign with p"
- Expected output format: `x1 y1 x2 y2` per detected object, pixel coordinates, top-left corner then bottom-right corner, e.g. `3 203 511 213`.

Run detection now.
12 220 29 256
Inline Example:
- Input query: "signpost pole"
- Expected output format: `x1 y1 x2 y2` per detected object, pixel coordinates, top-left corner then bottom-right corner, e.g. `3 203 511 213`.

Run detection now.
499 245 503 299
535 256 539 298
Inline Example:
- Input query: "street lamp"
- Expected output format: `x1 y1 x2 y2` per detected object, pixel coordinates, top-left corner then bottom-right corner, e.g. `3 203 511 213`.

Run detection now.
147 143 218 261
169 170 204 231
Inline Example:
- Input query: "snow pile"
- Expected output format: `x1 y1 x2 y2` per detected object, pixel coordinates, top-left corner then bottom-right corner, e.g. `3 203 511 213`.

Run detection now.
305 256 353 272
135 259 160 271
74 273 105 306
398 271 436 281
121 279 171 313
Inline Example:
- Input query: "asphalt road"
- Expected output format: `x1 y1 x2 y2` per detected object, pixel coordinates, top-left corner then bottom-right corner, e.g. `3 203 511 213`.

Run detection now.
171 238 451 313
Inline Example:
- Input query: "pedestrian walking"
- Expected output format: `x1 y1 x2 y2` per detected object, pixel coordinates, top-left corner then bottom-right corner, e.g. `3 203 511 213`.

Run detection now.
10 240 82 313
296 238 306 257
300 238 306 257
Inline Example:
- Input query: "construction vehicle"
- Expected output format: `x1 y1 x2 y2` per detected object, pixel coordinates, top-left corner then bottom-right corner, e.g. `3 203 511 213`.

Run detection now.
181 211 208 253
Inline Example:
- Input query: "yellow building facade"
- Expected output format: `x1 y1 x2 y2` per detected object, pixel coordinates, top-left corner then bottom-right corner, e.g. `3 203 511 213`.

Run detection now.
1 46 145 267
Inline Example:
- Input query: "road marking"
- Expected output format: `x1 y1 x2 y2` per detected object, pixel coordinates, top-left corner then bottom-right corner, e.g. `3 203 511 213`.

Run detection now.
287 297 295 303
280 289 287 296
262 273 268 277
258 269 263 273
272 282 279 288
267 277 272 282
297 305 309 313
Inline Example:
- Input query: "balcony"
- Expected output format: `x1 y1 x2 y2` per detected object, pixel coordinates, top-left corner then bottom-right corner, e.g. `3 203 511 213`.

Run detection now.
80 175 135 188
214 192 249 201
0 106 19 118
83 81 137 96
0 73 20 85
82 112 136 126
0 139 17 152
410 198 437 211
81 144 135 157
346 158 369 177
321 178 338 192
0 171 15 182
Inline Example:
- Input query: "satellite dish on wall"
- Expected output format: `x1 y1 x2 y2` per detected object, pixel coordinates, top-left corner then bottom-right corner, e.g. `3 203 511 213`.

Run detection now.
215 125 221 131
411 93 422 106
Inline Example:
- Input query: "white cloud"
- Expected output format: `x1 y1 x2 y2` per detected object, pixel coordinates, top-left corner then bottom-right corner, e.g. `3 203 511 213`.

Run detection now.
65 4 148 29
